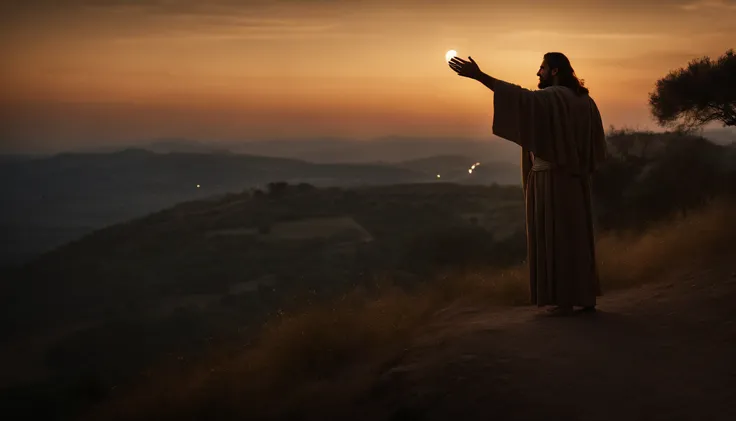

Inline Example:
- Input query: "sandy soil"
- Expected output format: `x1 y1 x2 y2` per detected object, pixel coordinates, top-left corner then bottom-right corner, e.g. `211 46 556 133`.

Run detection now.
352 263 736 421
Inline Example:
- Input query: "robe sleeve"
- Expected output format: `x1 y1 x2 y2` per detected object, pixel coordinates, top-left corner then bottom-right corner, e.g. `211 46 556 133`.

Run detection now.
587 98 608 173
492 80 578 168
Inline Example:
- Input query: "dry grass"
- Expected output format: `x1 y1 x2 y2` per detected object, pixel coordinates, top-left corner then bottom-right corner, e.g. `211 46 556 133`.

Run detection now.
86 285 442 420
596 196 736 289
86 198 736 420
427 266 529 307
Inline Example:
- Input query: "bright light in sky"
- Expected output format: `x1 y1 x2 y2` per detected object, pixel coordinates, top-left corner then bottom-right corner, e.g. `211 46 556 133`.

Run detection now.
2 2 735 153
437 174 441 178
196 184 200 188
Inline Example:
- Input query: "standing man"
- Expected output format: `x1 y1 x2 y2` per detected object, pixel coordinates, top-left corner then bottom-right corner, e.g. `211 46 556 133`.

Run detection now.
449 52 607 316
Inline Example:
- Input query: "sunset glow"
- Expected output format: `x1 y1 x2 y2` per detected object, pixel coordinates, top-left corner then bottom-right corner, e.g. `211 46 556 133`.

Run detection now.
1 0 734 153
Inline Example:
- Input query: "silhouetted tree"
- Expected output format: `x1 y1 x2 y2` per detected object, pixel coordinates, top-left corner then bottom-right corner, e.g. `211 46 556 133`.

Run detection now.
649 49 736 129
628 136 722 218
295 183 316 194
607 129 637 159
267 181 289 198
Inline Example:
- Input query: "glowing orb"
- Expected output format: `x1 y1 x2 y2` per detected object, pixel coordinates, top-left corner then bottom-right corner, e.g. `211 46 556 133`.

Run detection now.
196 184 200 188
445 50 457 62
437 174 441 178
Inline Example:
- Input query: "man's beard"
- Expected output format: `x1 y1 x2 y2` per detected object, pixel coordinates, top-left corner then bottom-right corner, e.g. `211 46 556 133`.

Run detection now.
538 75 552 89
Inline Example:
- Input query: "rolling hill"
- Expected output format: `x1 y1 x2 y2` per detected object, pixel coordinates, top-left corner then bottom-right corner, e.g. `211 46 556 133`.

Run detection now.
0 149 521 266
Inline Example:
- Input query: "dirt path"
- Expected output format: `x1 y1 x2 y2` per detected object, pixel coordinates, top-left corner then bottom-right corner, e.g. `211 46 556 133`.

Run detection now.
358 264 736 421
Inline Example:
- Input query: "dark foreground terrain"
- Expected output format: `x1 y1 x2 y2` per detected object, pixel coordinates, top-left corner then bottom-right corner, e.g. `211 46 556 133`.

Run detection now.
76 198 735 421
362 262 736 421
2 131 735 420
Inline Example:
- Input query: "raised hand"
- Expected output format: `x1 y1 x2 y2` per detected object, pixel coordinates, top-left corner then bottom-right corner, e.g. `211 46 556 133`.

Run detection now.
449 56 483 80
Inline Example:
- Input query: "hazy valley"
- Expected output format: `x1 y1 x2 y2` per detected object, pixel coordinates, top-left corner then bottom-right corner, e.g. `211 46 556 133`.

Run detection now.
0 139 523 266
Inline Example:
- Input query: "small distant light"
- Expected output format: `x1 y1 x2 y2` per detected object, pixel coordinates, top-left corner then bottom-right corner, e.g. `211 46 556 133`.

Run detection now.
468 169 473 174
437 174 441 178
196 184 200 188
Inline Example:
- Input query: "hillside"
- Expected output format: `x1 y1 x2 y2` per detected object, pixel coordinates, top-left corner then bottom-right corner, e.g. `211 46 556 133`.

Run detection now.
71 197 736 421
340 262 736 421
0 182 528 420
0 150 519 265
1 182 526 336
1 131 735 420
426 271 732 419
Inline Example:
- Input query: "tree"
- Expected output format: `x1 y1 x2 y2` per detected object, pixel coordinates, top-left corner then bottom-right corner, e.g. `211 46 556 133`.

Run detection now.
266 181 289 198
649 49 736 130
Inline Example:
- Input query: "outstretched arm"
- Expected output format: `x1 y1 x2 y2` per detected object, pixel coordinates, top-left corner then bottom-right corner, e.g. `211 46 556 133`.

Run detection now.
448 56 497 91
476 72 497 92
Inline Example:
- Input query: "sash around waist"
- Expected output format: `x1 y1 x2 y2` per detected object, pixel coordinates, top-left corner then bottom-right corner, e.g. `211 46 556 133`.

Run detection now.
531 157 555 171
530 157 588 180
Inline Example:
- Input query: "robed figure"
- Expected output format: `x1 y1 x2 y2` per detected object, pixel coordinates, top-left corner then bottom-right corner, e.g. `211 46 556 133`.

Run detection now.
449 52 607 316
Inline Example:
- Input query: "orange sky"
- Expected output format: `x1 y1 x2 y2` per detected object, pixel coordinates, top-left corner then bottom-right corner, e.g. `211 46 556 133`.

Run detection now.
1 0 734 152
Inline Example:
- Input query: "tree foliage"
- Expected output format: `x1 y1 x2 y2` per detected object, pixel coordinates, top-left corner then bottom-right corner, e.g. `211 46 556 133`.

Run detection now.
649 49 736 129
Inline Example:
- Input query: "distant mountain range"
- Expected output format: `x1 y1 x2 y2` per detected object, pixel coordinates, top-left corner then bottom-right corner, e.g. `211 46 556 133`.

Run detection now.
0 149 520 266
67 136 523 164
62 129 735 162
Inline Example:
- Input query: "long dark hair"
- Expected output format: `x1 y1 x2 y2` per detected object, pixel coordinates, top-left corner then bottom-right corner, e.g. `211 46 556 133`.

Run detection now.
544 52 589 96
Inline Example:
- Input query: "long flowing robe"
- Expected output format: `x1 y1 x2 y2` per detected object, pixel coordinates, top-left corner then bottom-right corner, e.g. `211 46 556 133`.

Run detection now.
492 80 607 307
